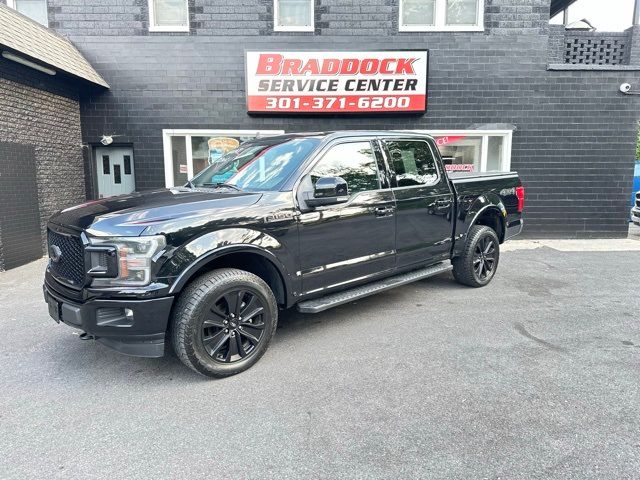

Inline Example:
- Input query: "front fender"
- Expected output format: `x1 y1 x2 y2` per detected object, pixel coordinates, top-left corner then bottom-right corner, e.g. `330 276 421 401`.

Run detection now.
159 228 291 295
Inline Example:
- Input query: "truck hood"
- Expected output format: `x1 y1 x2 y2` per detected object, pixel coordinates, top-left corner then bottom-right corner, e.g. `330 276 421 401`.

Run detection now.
49 188 262 237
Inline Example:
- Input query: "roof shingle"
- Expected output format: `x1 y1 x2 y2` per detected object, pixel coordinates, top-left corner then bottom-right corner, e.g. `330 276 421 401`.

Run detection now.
0 4 108 88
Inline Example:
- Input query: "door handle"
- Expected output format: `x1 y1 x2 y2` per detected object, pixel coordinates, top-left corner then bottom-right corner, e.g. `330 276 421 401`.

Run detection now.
375 206 395 217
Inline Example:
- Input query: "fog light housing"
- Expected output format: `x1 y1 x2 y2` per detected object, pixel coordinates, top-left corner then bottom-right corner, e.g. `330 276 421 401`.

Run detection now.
96 307 135 327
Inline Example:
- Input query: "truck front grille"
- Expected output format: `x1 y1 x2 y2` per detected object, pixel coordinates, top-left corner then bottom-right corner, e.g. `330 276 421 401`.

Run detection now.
636 192 640 208
47 229 85 288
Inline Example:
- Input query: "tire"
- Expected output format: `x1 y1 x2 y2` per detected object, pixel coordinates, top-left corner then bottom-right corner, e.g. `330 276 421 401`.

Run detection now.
452 225 500 288
171 268 278 378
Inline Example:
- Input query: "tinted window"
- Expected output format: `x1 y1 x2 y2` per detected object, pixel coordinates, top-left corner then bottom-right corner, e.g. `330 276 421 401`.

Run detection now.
310 142 380 195
102 155 110 174
113 164 122 184
385 140 438 187
191 137 320 192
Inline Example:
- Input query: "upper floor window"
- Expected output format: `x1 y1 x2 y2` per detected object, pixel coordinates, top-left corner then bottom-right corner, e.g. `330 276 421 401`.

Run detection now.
274 0 314 32
399 0 483 32
7 0 48 26
148 0 189 32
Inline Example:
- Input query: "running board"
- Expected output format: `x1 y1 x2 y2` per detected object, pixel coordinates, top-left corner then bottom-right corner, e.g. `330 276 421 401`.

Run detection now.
296 262 453 314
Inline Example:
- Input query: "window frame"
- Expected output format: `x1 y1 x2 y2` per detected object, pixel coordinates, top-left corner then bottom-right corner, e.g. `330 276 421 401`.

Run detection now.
399 0 484 32
416 129 513 173
274 0 315 32
7 0 48 26
162 129 284 187
148 0 190 33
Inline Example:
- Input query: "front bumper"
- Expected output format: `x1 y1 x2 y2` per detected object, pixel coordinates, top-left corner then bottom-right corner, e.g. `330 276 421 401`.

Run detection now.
43 280 174 358
631 207 640 226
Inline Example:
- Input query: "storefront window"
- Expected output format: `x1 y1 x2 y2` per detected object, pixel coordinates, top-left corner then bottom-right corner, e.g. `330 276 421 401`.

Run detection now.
399 0 483 31
437 136 483 172
427 131 512 173
163 130 284 187
486 135 504 171
275 0 314 31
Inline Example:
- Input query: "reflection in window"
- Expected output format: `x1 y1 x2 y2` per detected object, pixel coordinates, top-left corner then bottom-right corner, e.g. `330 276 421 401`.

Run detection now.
486 136 504 171
385 140 438 186
446 0 478 25
310 142 380 195
400 0 482 30
438 136 482 172
192 138 320 192
150 0 188 28
402 0 435 26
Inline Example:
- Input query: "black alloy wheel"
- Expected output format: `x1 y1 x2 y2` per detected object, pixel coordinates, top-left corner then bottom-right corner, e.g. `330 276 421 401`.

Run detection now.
452 225 500 288
202 289 266 363
472 235 497 282
172 268 278 378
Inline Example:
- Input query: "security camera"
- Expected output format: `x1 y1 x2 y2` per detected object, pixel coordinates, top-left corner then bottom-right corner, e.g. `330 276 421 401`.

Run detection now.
100 135 113 146
619 83 632 94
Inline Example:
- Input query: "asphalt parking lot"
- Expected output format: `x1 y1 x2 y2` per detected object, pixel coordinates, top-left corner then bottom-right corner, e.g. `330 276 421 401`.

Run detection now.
1 241 639 479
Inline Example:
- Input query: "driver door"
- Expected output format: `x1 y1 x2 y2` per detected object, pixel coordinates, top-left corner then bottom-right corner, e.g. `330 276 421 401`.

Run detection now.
296 140 396 295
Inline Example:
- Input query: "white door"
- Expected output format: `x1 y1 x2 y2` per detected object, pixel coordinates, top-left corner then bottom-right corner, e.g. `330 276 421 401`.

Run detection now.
95 147 135 198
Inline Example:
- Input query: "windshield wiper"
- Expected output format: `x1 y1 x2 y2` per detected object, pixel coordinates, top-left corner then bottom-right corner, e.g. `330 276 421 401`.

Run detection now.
201 182 243 192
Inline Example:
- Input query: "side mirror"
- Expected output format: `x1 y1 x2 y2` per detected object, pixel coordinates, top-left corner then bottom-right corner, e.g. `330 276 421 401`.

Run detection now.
305 176 349 207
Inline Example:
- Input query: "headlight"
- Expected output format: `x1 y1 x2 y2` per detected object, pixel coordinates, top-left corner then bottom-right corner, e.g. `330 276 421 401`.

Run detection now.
88 235 166 287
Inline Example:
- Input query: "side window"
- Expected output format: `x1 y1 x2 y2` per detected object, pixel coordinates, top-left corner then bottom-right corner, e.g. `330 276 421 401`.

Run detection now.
310 142 380 195
385 140 438 187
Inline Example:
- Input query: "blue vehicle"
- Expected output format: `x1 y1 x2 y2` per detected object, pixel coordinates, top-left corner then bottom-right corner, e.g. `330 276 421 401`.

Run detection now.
631 161 640 225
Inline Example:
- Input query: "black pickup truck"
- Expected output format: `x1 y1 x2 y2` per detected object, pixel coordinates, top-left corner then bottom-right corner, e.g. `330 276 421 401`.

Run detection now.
44 131 524 377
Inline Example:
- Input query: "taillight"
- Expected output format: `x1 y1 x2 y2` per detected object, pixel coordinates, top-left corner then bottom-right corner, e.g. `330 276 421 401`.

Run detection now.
515 185 525 212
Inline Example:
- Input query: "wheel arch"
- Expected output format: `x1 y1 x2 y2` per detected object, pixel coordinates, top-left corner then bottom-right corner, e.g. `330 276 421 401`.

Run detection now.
169 246 289 306
165 229 293 307
465 195 507 243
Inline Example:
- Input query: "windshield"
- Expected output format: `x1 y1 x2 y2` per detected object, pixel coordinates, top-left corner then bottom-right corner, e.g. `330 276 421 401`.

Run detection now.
190 137 321 191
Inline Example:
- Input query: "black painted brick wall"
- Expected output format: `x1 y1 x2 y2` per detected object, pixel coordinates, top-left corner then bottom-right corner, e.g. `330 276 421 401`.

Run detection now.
43 0 549 37
0 59 86 269
0 142 44 269
6 0 638 238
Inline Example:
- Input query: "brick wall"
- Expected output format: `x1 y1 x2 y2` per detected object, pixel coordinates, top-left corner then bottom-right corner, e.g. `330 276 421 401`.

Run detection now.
43 0 549 36
0 59 86 268
4 0 640 238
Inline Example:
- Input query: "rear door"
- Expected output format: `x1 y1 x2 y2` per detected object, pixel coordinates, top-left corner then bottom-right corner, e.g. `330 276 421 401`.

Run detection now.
380 137 454 267
296 139 396 295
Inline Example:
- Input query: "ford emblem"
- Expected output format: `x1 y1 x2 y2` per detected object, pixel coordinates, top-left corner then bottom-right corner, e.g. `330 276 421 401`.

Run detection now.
49 245 62 263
